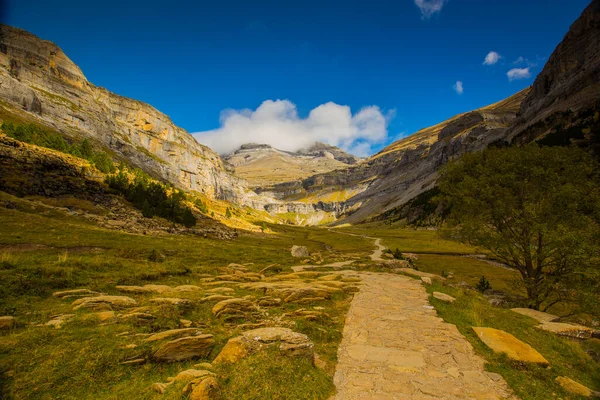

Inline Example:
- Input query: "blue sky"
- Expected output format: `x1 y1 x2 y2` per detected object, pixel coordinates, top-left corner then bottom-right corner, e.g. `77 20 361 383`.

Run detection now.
3 0 591 155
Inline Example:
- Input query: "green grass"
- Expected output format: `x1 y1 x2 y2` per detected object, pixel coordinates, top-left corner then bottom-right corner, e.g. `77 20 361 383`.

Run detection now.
337 225 479 254
414 254 523 295
0 193 368 399
427 282 600 400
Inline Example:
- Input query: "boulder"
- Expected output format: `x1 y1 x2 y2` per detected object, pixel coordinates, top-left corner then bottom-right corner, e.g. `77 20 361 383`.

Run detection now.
212 298 256 319
432 292 456 303
153 334 215 362
144 328 201 343
291 245 310 258
555 376 600 398
472 327 549 365
72 295 137 310
95 311 116 322
536 322 594 339
399 268 444 280
511 308 559 323
214 327 314 365
0 316 15 330
421 277 432 285
143 284 173 293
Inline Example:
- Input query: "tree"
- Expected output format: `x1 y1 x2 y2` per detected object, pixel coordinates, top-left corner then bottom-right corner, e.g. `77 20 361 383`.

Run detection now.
225 208 232 218
438 145 600 310
181 208 197 227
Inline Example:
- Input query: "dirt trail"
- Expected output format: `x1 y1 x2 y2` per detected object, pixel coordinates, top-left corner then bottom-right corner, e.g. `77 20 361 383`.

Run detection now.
328 234 515 399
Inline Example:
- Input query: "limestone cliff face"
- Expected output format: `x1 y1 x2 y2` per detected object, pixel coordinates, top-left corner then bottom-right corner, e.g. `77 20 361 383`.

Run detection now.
509 0 600 143
0 25 248 203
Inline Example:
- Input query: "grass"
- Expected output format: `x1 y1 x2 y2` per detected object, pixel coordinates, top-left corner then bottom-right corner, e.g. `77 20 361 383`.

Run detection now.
414 254 523 295
0 193 370 399
427 281 600 400
337 225 480 254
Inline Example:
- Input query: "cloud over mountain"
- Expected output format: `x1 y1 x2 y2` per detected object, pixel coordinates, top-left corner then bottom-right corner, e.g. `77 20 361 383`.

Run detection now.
453 81 464 94
192 100 392 157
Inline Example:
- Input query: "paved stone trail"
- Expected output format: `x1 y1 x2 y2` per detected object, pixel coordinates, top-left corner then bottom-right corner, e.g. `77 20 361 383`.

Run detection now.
332 237 516 400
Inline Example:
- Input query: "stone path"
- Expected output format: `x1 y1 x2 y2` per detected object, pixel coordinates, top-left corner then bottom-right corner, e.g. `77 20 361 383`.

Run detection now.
331 234 516 399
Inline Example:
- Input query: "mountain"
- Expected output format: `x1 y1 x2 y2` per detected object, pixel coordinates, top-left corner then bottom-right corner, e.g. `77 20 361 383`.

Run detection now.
508 0 600 152
1 0 598 228
0 25 249 204
224 142 358 187
258 89 530 223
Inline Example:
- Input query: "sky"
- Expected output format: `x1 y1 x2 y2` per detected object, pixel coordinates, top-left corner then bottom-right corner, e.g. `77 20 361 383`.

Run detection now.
2 0 592 156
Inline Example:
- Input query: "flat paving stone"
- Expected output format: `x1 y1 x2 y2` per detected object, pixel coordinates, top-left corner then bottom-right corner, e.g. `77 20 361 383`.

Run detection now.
333 272 516 399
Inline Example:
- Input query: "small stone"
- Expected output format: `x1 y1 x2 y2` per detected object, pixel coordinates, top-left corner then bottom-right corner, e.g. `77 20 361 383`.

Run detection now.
291 245 310 258
0 316 15 330
421 277 432 285
536 322 594 339
151 382 169 394
45 314 75 329
149 297 192 306
52 289 101 298
95 311 117 322
511 308 559 323
555 376 599 398
115 285 152 294
199 295 234 303
144 328 200 343
173 369 215 383
432 292 456 303
180 319 193 328
189 377 221 400
120 358 146 365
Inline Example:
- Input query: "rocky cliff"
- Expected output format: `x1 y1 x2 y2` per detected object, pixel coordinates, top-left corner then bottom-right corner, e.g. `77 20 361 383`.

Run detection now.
0 25 251 203
509 0 600 148
225 142 357 187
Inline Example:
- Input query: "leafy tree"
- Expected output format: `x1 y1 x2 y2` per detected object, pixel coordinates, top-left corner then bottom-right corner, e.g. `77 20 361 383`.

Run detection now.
182 208 197 227
438 145 600 310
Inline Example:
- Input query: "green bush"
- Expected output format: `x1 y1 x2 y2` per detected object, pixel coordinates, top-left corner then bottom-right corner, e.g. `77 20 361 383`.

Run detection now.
476 276 492 293
105 166 196 227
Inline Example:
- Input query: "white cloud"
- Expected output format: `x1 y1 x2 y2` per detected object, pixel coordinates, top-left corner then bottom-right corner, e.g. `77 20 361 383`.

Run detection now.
453 81 464 95
513 56 537 68
507 67 531 81
483 51 501 65
413 0 448 18
192 100 393 156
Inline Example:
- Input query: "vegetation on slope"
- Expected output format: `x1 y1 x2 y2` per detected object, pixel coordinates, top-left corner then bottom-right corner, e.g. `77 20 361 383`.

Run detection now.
106 166 197 227
1 121 115 173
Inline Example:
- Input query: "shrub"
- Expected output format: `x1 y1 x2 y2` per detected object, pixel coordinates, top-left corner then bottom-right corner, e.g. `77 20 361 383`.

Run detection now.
476 276 492 293
392 248 404 260
105 166 196 227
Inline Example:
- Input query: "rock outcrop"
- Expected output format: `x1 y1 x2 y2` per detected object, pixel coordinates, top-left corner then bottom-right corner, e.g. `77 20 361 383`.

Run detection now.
0 25 258 206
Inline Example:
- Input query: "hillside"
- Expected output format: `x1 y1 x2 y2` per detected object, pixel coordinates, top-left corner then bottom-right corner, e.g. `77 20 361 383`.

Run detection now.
225 143 357 187
0 25 249 204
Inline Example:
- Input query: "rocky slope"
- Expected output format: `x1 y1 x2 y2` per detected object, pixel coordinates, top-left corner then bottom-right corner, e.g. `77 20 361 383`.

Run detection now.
0 25 253 204
258 89 530 223
509 0 600 147
225 142 357 187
